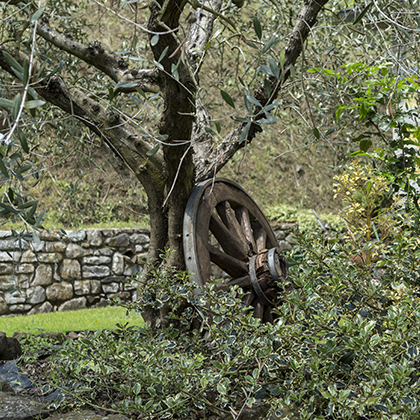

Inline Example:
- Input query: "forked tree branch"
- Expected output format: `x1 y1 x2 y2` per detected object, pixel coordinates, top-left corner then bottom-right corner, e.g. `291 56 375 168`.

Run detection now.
195 0 331 182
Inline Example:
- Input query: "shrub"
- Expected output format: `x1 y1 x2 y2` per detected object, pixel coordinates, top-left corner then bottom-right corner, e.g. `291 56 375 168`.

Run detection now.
43 233 420 419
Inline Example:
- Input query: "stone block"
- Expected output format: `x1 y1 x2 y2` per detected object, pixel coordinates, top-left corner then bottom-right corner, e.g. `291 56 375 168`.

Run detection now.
9 304 31 313
135 245 143 253
274 230 286 241
0 275 30 291
26 286 46 305
0 264 13 275
66 243 86 259
15 264 35 274
101 276 125 284
28 301 53 315
39 231 61 240
99 248 113 256
0 252 21 262
105 233 129 248
60 259 81 280
87 295 100 305
5 291 25 305
112 252 124 275
82 265 110 279
37 253 63 263
108 291 131 301
58 297 87 311
124 264 141 276
46 241 67 253
0 238 28 251
30 241 45 252
74 280 91 295
278 240 292 252
90 280 102 294
21 250 37 263
83 256 111 265
87 229 103 246
65 230 86 242
0 295 7 315
32 264 53 286
46 282 73 301
130 233 150 245
102 282 119 294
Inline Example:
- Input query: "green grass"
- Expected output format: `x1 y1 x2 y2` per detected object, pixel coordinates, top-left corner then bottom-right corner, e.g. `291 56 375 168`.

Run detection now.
0 306 144 335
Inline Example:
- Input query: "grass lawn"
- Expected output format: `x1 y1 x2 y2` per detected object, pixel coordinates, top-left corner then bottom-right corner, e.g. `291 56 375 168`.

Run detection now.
0 306 144 335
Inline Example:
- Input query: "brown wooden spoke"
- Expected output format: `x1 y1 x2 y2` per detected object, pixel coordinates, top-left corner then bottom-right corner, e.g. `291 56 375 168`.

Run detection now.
183 178 282 323
207 244 248 278
236 206 257 253
209 213 248 261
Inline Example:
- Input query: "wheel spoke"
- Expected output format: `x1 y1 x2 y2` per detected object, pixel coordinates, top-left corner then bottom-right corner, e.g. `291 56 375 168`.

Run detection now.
210 214 248 261
216 201 250 253
236 206 257 253
263 306 273 323
207 244 248 278
254 226 267 252
253 301 264 320
215 275 250 291
243 290 255 308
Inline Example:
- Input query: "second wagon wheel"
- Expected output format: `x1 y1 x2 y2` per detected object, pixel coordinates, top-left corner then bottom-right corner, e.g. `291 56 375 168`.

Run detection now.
183 178 289 323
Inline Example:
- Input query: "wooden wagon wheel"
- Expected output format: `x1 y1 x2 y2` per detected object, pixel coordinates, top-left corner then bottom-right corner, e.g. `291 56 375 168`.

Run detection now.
183 178 289 323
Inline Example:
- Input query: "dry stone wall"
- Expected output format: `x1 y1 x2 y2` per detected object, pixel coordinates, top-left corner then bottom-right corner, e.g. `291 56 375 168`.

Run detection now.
0 223 296 317
0 228 149 316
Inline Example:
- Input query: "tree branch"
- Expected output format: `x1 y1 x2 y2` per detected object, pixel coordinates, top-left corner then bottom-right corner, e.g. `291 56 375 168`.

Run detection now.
114 68 161 94
0 46 165 192
36 22 128 82
195 0 331 182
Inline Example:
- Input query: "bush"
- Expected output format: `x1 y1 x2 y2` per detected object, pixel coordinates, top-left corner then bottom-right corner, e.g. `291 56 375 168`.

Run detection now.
42 233 420 419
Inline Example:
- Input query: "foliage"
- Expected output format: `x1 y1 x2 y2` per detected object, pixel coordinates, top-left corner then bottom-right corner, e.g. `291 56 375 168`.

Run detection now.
333 161 397 267
312 62 420 227
266 204 344 232
45 237 420 419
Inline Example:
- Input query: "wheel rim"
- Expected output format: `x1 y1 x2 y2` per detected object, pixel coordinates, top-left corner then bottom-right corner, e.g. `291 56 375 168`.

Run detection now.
183 178 288 323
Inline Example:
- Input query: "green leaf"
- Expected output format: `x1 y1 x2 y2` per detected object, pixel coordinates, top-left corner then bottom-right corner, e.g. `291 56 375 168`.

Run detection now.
17 128 29 153
239 121 251 144
354 2 372 25
12 93 21 120
0 158 8 178
262 35 275 54
158 46 169 62
260 65 274 77
151 34 159 46
220 89 235 108
269 58 279 79
2 51 23 73
264 79 271 96
279 50 285 69
0 98 13 109
215 120 221 133
246 94 261 107
24 100 45 109
360 139 372 152
22 59 29 86
146 143 161 156
313 127 321 139
31 8 44 21
253 15 262 39
204 126 217 136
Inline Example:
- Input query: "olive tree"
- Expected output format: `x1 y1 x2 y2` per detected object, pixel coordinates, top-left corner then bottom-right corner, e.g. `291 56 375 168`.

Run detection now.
0 0 329 262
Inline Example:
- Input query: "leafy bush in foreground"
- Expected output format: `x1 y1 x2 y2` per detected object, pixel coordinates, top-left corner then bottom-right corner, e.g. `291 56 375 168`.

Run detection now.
44 230 420 419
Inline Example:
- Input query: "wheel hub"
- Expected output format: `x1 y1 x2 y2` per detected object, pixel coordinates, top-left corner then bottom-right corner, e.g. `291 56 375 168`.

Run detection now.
249 247 288 307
